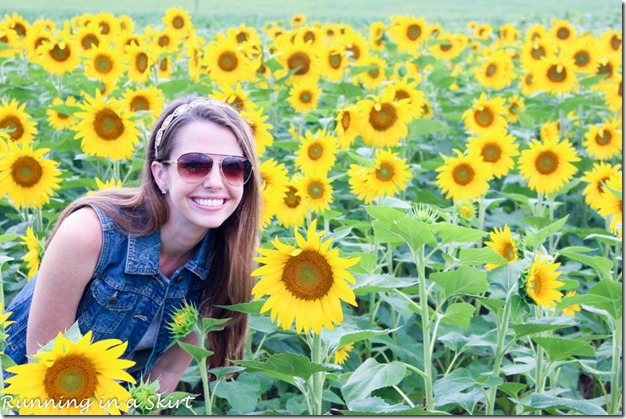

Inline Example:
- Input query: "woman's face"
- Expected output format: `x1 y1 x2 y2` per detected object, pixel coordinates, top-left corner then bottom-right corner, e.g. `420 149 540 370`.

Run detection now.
152 120 246 235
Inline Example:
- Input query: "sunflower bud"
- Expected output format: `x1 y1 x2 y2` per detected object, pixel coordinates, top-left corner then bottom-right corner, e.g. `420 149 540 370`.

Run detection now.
166 300 199 340
128 378 161 415
409 203 440 224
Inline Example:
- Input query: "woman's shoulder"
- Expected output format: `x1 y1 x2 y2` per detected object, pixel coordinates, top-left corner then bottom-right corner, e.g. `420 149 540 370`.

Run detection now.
56 206 104 250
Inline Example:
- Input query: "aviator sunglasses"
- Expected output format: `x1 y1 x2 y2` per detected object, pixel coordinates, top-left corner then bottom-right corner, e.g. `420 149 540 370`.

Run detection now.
160 152 253 187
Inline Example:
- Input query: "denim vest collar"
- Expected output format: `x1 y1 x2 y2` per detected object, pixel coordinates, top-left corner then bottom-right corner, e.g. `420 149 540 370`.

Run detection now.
124 229 214 280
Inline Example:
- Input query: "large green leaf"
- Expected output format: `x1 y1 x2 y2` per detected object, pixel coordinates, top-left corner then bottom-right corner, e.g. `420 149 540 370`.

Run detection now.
522 393 607 415
215 300 263 314
431 266 488 300
532 337 595 362
559 247 613 281
431 222 486 244
440 303 475 328
512 317 577 339
178 342 213 364
353 274 418 296
524 215 568 248
234 353 339 385
341 358 406 405
588 279 622 320
322 326 398 351
459 247 507 266
388 216 437 250
213 375 262 413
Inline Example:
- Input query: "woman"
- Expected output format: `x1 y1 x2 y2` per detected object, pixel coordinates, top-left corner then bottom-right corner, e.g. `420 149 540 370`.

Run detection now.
4 96 262 393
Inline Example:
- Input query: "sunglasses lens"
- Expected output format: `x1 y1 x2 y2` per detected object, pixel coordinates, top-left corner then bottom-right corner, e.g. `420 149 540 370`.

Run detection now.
177 153 213 181
221 157 252 186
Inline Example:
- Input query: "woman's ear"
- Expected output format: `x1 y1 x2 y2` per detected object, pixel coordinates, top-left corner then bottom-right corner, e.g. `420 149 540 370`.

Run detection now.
151 161 168 191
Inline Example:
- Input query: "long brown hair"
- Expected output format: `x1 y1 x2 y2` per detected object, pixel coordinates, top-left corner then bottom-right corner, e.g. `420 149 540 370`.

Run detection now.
49 95 262 368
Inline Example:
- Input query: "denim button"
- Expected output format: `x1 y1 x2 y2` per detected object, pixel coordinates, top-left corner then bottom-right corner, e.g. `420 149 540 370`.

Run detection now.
176 276 185 283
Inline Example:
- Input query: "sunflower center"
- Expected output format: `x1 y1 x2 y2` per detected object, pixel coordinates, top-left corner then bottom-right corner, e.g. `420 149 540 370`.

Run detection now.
394 90 410 101
481 143 502 162
524 73 534 86
135 52 148 72
50 44 70 62
610 35 621 51
81 34 99 50
368 67 380 78
452 163 475 185
535 150 559 174
284 186 301 208
94 109 125 140
341 111 351 130
130 96 149 112
159 57 168 71
407 24 422 41
547 64 567 82
0 115 24 141
236 32 248 43
172 16 185 30
328 51 342 69
375 163 395 182
574 50 590 67
508 103 519 115
556 27 570 40
94 54 113 74
596 62 613 79
502 243 516 261
218 51 238 72
56 111 70 120
299 91 312 104
345 44 361 60
282 250 333 300
595 129 612 146
288 52 311 75
531 45 545 59
35 36 49 49
303 31 316 44
158 35 170 48
369 102 398 131
99 22 110 35
13 22 27 37
439 42 452 52
474 106 494 127
308 143 323 160
11 156 43 187
44 354 98 402
596 177 609 194
485 63 497 77
307 181 324 199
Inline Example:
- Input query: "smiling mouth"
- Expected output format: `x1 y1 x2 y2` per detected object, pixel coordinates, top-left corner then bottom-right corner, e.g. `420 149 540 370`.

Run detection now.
193 198 225 207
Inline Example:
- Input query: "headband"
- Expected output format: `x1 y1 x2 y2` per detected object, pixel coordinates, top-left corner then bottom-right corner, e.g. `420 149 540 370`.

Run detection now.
154 98 234 153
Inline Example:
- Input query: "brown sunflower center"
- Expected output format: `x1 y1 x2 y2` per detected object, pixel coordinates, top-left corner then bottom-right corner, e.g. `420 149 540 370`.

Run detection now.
474 106 494 127
328 51 343 69
556 27 570 40
135 52 148 72
130 96 149 112
50 43 70 63
597 176 610 194
535 150 559 174
596 62 613 79
0 115 24 141
282 250 333 300
81 34 99 50
524 73 534 86
610 35 621 51
547 64 567 82
394 89 410 101
308 143 323 160
99 22 110 35
13 22 27 37
452 163 475 186
299 91 313 104
369 102 398 131
502 243 516 261
94 109 125 140
172 16 185 30
574 50 590 67
345 43 361 60
508 103 519 115
481 143 502 163
367 67 380 79
284 186 301 208
307 181 324 199
43 354 98 403
375 162 395 182
11 156 42 187
158 35 170 48
218 51 238 72
485 63 497 77
407 24 422 41
531 45 546 60
303 31 316 44
595 129 612 146
439 42 453 52
94 54 113 74
288 51 311 75
236 31 248 43
159 57 169 71
341 111 351 130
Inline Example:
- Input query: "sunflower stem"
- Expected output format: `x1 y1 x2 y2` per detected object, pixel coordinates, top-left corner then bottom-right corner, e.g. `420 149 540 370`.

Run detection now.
414 246 434 410
308 332 325 415
477 195 486 247
609 316 622 414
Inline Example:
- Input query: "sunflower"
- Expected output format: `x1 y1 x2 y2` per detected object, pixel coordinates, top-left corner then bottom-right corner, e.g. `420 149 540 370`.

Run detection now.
534 53 579 94
202 34 256 87
0 98 38 144
88 177 123 196
47 96 78 131
155 54 173 80
466 129 519 179
340 30 370 66
474 23 493 40
473 49 516 90
381 77 425 119
275 180 309 229
599 29 622 58
505 95 525 123
352 54 387 90
73 91 141 161
568 35 599 73
519 39 555 72
92 11 119 40
185 34 205 82
20 226 41 280
288 82 322 113
124 43 153 83
252 219 359 334
499 22 520 45
524 23 548 43
334 104 361 150
356 89 412 148
600 79 622 112
548 19 577 47
227 23 262 56
22 20 54 61
4 12 29 42
118 14 134 34
294 130 338 175
2 330 135 415
74 22 101 51
369 20 387 51
518 136 580 195
274 36 321 85
583 117 622 160
0 142 62 209
519 71 539 96
436 149 491 202
334 344 354 365
524 255 565 308
562 291 582 317
456 201 476 220
484 225 519 271
296 170 334 213
0 22 19 59
292 26 323 50
596 176 622 237
540 121 560 142
290 14 306 27
366 149 411 202
462 93 508 136
83 43 126 85
581 162 621 211
35 31 81 75
208 84 253 114
429 32 465 60
162 7 194 38
240 105 273 157
388 15 428 53
320 45 348 81
259 159 289 226
120 85 165 125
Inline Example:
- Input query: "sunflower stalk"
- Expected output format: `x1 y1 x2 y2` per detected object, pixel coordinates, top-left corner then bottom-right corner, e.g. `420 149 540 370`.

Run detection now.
307 332 326 415
414 245 435 410
609 316 622 414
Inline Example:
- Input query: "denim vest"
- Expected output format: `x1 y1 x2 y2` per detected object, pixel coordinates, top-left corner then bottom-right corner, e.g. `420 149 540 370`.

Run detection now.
4 204 215 382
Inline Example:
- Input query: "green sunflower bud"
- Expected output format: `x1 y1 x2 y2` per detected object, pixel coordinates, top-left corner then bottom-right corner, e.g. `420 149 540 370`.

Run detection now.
166 300 199 340
128 377 161 415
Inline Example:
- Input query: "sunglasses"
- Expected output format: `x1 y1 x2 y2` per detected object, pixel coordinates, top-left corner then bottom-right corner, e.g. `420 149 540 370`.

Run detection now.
160 152 253 186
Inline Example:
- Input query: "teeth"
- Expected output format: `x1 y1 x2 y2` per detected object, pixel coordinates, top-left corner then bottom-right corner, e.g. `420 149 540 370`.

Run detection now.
194 198 224 207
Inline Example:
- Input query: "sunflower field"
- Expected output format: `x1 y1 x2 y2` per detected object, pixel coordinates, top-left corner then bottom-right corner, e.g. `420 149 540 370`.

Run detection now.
0 5 622 416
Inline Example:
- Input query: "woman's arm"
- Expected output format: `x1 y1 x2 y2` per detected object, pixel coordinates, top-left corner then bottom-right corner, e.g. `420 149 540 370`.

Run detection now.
26 206 103 356
146 331 197 394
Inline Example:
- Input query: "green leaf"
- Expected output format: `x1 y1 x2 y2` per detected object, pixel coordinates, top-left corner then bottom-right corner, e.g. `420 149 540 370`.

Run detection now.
524 215 568 248
213 375 262 413
351 64 378 76
532 337 595 362
524 393 607 415
459 247 507 266
588 279 622 319
512 317 576 339
409 118 449 135
353 274 418 296
0 232 17 244
431 222 486 244
560 247 613 281
234 353 339 385
389 216 437 250
178 341 214 363
433 368 476 403
322 327 398 351
341 358 406 405
201 317 230 333
498 382 526 398
215 301 263 314
440 303 475 328
431 266 488 300
474 297 506 314
208 366 246 381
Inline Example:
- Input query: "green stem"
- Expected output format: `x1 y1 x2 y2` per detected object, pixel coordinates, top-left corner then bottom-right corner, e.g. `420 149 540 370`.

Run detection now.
308 332 325 415
477 196 486 247
486 290 513 415
415 246 434 410
609 317 622 414
195 325 212 415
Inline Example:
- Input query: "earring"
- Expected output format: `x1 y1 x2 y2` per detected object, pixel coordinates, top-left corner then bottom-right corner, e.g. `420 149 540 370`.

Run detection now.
161 188 167 195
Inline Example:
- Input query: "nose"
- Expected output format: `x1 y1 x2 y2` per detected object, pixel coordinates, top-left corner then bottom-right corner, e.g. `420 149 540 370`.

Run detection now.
202 161 224 190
